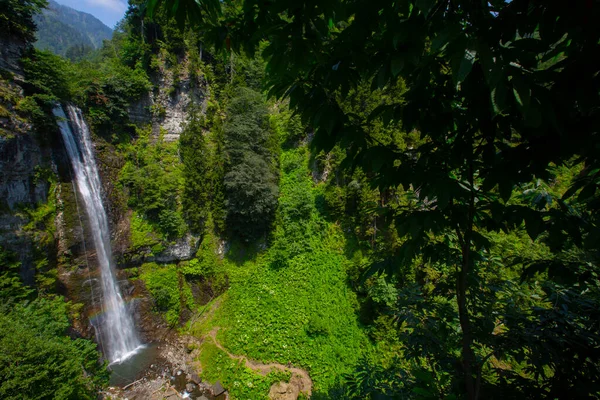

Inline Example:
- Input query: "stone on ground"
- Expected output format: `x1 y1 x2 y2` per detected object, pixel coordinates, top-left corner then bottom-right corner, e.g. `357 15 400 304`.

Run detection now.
212 381 225 396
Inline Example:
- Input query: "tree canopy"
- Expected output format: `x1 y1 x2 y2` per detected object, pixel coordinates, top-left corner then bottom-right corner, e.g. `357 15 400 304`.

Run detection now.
148 0 600 398
0 297 109 399
223 87 279 240
0 0 47 43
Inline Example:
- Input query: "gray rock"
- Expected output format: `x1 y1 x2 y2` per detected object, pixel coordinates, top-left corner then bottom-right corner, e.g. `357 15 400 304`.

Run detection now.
127 54 207 142
127 92 152 124
152 233 201 262
0 134 48 210
0 35 25 76
0 97 52 284
212 381 225 396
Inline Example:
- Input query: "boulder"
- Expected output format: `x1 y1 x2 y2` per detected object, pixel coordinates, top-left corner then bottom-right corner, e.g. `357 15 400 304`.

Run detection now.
190 373 201 384
212 381 225 396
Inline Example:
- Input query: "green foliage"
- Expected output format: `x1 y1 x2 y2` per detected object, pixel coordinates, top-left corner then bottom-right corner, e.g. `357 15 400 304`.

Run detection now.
180 111 210 233
197 341 291 399
202 146 368 392
64 44 94 63
6 0 598 398
182 258 211 278
120 126 187 239
21 50 70 100
130 211 163 253
183 225 219 278
223 88 279 240
210 117 227 233
0 297 108 399
228 52 266 92
98 60 151 101
0 246 32 301
0 0 47 43
368 275 397 308
159 1 600 398
19 182 58 291
78 59 151 130
140 263 194 326
19 49 70 133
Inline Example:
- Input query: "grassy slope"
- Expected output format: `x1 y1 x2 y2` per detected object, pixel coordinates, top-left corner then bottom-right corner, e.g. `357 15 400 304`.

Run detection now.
190 145 369 396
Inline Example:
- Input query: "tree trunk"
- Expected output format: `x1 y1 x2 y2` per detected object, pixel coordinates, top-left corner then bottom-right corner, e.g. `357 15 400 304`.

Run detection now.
458 244 476 400
457 158 477 400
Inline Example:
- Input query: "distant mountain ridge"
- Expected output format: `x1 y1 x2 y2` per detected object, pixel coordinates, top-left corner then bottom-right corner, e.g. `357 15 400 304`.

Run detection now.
34 0 112 57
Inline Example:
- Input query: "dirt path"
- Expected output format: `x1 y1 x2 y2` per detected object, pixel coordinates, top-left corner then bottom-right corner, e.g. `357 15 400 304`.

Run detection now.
207 328 313 397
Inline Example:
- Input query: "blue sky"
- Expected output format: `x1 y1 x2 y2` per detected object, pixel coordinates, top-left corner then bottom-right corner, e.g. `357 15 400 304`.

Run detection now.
54 0 128 29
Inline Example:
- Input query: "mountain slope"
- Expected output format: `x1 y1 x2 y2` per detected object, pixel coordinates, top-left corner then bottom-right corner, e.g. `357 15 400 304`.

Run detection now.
34 0 112 57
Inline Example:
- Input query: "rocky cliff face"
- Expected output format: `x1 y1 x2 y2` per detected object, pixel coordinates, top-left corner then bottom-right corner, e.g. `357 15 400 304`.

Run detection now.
0 44 57 283
0 36 26 78
129 53 208 142
0 124 48 208
0 132 51 283
106 52 209 265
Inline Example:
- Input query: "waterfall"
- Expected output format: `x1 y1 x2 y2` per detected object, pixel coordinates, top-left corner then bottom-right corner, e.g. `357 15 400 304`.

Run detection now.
54 104 142 363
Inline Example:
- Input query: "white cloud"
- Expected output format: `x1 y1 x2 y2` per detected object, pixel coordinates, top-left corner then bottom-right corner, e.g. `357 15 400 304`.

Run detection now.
85 0 128 13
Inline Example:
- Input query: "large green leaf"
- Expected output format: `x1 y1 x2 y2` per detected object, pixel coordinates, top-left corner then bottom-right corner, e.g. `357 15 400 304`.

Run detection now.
451 47 476 85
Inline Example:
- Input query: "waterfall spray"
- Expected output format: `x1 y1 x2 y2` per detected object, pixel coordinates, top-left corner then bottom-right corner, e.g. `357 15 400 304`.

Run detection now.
54 104 142 363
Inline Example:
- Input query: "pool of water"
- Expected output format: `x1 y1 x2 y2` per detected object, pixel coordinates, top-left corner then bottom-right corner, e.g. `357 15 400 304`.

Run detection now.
108 343 160 386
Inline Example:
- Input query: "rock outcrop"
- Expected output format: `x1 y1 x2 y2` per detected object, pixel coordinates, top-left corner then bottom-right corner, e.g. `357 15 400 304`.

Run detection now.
0 35 26 77
0 52 59 283
128 53 208 142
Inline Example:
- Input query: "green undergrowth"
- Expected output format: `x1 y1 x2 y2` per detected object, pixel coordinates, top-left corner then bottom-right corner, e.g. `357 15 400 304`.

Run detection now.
181 216 229 294
119 126 187 242
19 177 58 291
139 262 193 326
130 211 164 254
190 145 370 393
198 341 291 399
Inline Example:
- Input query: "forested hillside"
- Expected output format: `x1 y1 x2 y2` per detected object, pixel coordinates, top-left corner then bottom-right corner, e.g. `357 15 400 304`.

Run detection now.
1 0 599 399
34 0 112 59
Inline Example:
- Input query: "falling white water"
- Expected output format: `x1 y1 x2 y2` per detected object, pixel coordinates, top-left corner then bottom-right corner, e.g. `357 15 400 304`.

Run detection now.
54 104 142 363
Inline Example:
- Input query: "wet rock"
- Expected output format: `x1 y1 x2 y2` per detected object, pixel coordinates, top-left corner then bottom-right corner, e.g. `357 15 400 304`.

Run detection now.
186 383 195 392
190 373 201 384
